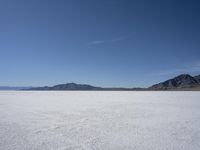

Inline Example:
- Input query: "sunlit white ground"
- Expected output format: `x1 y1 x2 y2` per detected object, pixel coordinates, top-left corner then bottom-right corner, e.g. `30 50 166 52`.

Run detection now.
0 91 200 150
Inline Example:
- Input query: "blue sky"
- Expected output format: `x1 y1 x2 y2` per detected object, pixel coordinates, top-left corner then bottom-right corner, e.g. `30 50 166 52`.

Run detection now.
0 0 200 87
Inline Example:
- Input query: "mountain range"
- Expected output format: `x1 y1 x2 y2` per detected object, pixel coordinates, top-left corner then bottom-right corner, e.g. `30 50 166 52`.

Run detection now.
149 74 200 90
1 74 200 91
25 83 146 91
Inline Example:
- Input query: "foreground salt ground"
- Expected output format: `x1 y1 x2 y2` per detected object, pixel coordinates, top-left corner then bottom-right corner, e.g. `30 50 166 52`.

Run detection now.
0 91 200 150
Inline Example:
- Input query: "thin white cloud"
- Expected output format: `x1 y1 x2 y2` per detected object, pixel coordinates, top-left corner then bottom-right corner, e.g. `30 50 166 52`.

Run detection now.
154 61 200 76
157 69 193 76
88 36 127 45
185 61 200 68
89 40 106 45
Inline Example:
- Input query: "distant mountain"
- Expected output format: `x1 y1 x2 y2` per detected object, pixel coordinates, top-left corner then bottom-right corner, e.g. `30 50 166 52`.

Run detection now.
27 83 103 91
0 86 32 90
149 74 200 90
26 83 146 91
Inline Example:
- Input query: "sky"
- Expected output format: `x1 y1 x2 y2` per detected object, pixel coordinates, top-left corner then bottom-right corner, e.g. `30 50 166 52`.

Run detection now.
0 0 200 87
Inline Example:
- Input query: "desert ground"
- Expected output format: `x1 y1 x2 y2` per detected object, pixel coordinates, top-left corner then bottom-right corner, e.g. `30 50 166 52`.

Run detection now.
0 91 200 150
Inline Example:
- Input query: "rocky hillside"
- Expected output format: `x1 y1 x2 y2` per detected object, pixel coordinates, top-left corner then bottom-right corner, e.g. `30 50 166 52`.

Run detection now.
194 75 200 83
149 74 200 90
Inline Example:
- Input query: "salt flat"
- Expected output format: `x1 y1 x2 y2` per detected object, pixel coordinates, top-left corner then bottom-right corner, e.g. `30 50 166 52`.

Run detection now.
0 91 200 150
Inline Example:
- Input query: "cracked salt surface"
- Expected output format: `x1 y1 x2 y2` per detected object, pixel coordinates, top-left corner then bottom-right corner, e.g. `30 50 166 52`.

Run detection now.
0 91 200 150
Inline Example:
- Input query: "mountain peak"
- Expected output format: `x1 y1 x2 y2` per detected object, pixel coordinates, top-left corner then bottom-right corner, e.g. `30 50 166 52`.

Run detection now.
28 83 102 91
149 74 200 90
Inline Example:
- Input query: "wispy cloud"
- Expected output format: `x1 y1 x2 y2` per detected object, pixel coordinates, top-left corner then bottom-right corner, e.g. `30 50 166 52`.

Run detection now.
89 40 106 45
88 36 127 45
185 61 200 68
154 61 200 76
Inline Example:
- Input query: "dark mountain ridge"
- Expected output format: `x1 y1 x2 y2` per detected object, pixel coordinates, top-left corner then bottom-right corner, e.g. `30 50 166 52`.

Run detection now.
149 74 200 90
194 75 200 83
26 83 146 91
30 83 103 91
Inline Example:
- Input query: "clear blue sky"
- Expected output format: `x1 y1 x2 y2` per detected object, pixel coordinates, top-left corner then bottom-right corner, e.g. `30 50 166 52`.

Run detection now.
0 0 200 87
